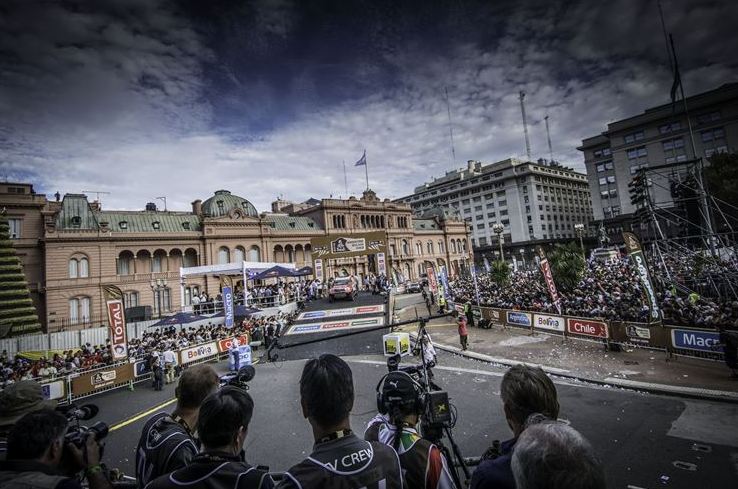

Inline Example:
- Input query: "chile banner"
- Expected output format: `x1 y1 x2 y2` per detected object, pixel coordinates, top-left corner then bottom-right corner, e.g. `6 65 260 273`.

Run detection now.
536 246 561 315
623 232 661 324
103 285 128 360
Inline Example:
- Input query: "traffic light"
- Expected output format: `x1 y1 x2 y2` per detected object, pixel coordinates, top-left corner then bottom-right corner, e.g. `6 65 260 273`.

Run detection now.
629 173 646 207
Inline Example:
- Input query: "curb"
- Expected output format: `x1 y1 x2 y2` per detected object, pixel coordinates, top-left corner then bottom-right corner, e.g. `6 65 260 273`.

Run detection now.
410 334 738 404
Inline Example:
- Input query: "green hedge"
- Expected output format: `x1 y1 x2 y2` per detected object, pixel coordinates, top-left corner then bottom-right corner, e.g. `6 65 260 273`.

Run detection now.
0 306 37 319
0 298 34 309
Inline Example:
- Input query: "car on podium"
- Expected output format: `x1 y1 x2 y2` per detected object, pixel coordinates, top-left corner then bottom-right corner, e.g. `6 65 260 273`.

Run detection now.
329 277 358 302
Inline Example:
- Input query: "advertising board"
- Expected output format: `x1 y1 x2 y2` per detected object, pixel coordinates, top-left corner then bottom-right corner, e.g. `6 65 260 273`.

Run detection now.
506 311 532 327
180 342 218 364
106 300 128 360
41 380 66 400
671 328 720 352
625 324 652 346
71 364 134 396
218 335 250 353
533 314 565 332
566 318 608 338
228 345 252 370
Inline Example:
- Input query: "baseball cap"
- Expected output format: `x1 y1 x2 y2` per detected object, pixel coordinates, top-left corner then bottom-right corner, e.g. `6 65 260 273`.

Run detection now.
0 380 57 426
382 371 418 405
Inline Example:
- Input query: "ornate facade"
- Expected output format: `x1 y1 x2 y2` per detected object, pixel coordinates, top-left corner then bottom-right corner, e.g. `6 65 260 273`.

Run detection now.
1 184 472 332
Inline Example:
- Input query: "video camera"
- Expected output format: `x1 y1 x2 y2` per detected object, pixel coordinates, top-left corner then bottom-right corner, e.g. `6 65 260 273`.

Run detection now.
219 365 256 390
56 403 110 448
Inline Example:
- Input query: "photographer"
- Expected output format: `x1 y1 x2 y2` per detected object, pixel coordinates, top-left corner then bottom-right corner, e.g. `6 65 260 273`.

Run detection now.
0 409 112 489
365 371 456 489
145 386 272 489
470 365 559 489
276 354 402 489
136 364 220 487
1 381 58 461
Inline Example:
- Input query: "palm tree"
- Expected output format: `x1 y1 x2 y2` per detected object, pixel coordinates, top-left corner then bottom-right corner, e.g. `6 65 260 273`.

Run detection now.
490 260 510 286
547 242 586 292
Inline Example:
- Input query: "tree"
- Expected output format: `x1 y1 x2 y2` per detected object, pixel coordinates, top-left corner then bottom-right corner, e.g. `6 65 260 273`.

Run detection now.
490 260 510 286
547 242 586 292
0 212 42 338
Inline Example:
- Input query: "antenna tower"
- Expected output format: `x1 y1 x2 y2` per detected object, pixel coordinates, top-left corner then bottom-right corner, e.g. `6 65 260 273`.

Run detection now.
544 115 554 163
444 87 457 166
519 91 532 161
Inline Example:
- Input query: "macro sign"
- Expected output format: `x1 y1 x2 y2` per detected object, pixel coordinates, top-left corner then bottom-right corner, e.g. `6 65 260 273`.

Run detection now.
506 311 532 327
567 318 608 338
533 314 565 332
223 285 234 328
671 328 720 352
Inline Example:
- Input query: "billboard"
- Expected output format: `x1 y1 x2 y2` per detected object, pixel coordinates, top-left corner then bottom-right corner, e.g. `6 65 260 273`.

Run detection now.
71 364 134 396
567 318 608 338
533 314 565 332
507 311 532 327
106 301 128 360
180 342 218 364
671 328 720 352
311 231 387 260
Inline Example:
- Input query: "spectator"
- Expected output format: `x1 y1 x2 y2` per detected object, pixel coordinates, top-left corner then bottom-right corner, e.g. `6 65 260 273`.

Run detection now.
457 316 469 351
135 364 220 487
470 365 560 489
511 421 606 489
276 354 402 489
0 381 58 461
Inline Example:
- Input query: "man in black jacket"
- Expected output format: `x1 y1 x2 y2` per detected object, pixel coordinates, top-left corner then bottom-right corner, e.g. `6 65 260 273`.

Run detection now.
145 387 272 489
135 364 219 487
277 354 403 489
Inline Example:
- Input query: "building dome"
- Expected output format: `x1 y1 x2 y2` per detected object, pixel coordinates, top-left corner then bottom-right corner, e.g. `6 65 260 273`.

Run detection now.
201 190 259 218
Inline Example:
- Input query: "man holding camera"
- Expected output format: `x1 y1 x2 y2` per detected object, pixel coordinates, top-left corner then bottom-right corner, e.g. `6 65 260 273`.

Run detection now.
0 380 59 461
277 354 402 489
470 365 560 489
136 364 220 487
0 409 112 489
146 386 273 489
365 370 456 489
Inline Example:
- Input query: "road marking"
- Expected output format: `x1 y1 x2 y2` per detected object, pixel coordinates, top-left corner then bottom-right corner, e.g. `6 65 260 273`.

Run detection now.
109 397 177 432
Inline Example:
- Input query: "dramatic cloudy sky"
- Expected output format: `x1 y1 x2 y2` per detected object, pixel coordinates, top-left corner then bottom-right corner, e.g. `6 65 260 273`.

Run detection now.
1 0 737 211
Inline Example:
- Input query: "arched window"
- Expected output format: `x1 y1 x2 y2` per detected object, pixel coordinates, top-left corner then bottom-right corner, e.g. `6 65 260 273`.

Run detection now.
233 246 245 263
402 240 409 255
69 296 91 325
69 298 78 323
79 257 89 278
117 251 133 276
151 253 163 273
68 259 78 278
218 246 230 264
438 241 445 253
249 245 261 262
416 242 422 255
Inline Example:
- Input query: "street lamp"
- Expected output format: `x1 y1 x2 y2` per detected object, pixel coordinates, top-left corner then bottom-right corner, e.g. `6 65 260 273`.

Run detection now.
519 248 526 269
150 278 168 318
574 223 586 260
492 223 505 262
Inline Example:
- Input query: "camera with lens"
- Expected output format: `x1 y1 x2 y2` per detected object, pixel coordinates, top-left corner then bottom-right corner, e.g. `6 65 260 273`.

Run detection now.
65 421 110 448
219 365 256 390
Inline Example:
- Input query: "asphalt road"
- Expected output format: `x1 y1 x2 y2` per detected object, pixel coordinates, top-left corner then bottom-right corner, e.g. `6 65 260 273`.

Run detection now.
82 292 737 488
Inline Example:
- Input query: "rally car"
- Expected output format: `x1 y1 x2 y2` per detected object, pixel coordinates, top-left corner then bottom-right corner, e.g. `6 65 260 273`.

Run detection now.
328 277 358 302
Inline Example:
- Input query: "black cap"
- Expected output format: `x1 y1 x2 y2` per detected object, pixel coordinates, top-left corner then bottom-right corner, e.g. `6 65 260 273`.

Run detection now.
382 371 418 404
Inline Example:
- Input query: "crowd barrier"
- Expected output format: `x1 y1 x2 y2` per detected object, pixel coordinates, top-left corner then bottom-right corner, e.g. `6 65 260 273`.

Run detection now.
448 302 725 362
25 333 252 404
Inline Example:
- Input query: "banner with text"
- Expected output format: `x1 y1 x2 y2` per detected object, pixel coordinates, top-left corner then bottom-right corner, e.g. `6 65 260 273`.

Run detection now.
71 363 134 396
623 232 661 324
315 259 324 282
426 267 437 292
377 252 387 276
536 246 561 315
180 342 218 364
103 285 128 360
311 231 387 260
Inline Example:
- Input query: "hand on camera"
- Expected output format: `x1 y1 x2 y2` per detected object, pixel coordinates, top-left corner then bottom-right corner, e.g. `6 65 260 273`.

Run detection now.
67 432 103 470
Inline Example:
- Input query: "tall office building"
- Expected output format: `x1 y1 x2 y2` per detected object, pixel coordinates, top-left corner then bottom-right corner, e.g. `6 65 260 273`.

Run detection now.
397 158 593 256
578 83 738 239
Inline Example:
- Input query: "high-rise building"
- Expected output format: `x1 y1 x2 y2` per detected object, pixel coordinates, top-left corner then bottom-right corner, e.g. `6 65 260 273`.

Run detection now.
578 83 738 239
397 158 593 254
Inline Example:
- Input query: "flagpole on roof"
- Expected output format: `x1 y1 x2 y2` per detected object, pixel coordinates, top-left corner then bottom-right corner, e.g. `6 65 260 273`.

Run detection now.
343 160 348 197
364 150 369 190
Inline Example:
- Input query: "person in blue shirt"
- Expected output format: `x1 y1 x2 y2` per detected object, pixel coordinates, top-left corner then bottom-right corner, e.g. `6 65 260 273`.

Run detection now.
470 365 560 489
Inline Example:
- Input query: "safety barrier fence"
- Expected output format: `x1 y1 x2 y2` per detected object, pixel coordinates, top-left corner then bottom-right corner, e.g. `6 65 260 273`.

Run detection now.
18 334 252 404
448 302 725 363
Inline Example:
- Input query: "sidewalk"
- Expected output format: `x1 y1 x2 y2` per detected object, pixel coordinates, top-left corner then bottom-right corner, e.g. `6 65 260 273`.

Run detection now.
393 303 738 402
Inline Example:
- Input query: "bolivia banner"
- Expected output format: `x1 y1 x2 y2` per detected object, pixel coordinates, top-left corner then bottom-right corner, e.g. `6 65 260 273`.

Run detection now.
103 285 128 360
623 232 661 324
536 246 561 315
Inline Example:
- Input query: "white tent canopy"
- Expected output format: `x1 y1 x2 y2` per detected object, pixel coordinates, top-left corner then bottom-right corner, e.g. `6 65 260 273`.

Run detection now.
179 261 297 307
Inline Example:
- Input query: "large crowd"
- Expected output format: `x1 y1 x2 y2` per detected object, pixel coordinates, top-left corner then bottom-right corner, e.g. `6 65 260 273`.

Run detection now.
450 254 738 328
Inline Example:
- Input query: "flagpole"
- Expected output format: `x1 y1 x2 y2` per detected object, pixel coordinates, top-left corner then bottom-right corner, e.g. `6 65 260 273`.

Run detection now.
364 150 369 190
343 160 348 197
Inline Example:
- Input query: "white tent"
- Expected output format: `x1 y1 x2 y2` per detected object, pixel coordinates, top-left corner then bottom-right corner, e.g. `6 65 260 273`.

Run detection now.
179 261 297 307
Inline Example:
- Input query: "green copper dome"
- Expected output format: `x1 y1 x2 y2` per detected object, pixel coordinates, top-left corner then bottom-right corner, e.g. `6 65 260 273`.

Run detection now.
202 190 259 218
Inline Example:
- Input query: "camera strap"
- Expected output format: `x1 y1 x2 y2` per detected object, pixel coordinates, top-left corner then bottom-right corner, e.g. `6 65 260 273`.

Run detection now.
173 414 194 438
317 429 353 444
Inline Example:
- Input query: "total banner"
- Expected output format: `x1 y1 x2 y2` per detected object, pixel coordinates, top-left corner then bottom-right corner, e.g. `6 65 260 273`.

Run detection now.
533 313 565 332
623 232 661 324
103 285 128 360
315 259 324 282
567 318 608 338
426 267 438 292
536 246 561 315
377 252 387 276
180 342 218 364
71 363 134 396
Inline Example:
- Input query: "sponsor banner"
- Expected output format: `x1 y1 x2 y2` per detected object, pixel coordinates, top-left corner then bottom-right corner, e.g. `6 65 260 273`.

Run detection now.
228 345 252 370
567 318 608 338
439 266 451 300
71 364 134 396
533 314 565 332
180 342 218 364
223 285 234 328
297 305 385 320
218 335 250 353
482 308 504 326
507 311 532 327
623 232 661 324
426 267 437 292
311 231 387 260
625 324 652 345
315 259 324 282
671 328 720 352
377 252 387 276
536 247 561 315
134 359 151 377
106 299 128 360
41 380 66 400
287 316 385 335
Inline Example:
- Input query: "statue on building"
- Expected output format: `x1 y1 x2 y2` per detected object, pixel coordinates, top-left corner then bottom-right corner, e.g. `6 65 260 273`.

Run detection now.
597 222 611 247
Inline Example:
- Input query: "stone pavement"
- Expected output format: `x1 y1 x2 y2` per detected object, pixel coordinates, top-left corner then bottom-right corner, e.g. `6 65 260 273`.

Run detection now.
393 299 738 402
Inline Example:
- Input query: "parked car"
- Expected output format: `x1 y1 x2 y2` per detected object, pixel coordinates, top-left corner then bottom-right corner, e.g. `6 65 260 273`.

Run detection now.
329 277 358 302
405 281 422 293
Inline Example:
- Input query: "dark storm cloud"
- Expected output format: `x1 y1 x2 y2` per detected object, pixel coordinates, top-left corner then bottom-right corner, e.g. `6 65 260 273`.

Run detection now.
0 0 736 211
